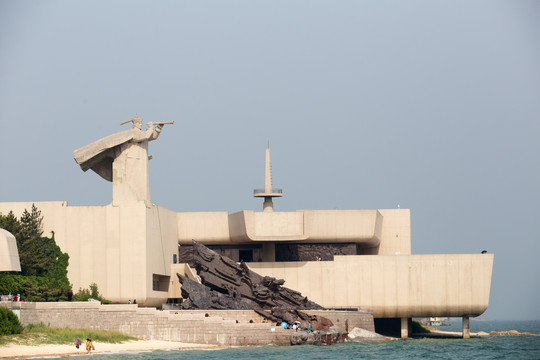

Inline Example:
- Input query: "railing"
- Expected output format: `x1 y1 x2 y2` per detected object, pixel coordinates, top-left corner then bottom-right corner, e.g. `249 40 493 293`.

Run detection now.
253 188 283 195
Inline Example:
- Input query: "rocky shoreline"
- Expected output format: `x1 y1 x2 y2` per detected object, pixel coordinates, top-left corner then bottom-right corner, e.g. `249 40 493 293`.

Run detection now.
418 328 540 338
484 330 539 336
2 328 538 358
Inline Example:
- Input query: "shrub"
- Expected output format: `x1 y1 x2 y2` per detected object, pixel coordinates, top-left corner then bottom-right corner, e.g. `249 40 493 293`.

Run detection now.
72 283 111 304
0 307 23 335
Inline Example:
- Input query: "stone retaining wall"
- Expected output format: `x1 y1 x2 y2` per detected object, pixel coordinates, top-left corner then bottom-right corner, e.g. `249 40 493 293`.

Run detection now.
305 309 375 332
168 309 374 332
1 302 374 346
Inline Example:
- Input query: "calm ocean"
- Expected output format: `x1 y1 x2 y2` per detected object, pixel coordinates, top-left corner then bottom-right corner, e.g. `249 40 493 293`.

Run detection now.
35 321 540 360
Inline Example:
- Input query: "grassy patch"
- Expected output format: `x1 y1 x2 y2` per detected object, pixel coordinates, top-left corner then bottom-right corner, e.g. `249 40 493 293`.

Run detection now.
0 323 138 346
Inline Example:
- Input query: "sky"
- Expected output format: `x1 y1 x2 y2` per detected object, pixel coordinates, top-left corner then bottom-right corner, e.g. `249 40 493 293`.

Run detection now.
0 1 539 320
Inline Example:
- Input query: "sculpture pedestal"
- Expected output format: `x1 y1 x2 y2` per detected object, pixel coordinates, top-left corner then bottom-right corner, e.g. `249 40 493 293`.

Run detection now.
112 142 151 206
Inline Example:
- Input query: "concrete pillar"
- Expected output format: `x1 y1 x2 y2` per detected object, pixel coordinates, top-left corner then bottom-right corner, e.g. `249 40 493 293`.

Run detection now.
462 316 470 339
263 197 274 212
262 242 275 262
401 317 409 339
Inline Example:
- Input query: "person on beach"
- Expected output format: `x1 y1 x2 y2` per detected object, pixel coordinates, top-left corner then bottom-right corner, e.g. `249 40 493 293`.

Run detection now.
86 338 94 353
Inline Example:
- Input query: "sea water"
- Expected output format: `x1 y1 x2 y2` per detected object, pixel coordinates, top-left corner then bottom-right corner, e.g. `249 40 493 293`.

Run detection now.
20 321 540 360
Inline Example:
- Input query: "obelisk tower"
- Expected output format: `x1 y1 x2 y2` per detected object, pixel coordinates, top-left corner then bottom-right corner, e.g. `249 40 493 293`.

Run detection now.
253 146 282 211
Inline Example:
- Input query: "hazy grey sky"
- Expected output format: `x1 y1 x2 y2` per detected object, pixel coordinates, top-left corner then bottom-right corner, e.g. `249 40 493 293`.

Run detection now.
1 1 538 320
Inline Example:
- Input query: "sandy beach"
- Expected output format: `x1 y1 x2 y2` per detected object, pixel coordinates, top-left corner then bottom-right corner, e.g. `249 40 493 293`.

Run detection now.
0 340 219 359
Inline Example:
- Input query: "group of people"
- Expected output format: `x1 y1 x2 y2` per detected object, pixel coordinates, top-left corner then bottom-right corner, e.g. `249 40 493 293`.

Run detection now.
1 293 23 302
278 321 311 332
74 338 94 353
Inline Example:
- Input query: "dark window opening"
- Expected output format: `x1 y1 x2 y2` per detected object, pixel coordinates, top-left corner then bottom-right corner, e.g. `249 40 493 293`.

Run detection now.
276 243 358 261
152 274 170 292
239 249 253 262
179 244 262 266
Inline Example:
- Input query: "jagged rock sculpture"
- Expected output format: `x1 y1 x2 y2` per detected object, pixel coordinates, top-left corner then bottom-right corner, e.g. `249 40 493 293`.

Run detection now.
177 274 258 310
177 240 331 329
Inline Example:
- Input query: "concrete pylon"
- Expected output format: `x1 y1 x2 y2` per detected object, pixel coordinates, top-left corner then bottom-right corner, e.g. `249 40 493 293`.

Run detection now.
253 146 282 211
401 317 412 339
463 316 470 339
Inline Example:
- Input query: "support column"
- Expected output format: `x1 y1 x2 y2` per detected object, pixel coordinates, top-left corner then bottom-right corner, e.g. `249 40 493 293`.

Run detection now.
462 316 470 339
262 242 276 262
263 197 274 212
401 317 409 339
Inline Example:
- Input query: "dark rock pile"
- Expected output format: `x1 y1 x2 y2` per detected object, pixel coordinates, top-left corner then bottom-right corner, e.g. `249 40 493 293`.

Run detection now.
177 240 342 339
290 326 348 345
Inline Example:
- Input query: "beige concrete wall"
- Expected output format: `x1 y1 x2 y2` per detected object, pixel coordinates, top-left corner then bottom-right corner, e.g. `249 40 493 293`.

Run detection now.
178 211 230 244
145 205 178 305
0 201 177 307
0 201 111 293
252 211 304 238
302 210 381 246
0 202 70 248
248 253 493 318
376 209 411 255
3 201 487 319
228 211 248 243
178 208 412 248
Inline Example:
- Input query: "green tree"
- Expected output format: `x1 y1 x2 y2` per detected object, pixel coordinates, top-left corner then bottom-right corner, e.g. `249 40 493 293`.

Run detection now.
0 211 22 240
0 307 23 335
14 205 51 277
18 204 43 241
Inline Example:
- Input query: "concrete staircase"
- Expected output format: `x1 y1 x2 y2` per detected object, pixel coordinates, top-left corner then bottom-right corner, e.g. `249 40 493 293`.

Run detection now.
13 302 291 346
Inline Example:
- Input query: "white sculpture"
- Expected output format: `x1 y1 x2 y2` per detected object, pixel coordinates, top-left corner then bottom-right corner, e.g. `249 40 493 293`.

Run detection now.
74 116 173 204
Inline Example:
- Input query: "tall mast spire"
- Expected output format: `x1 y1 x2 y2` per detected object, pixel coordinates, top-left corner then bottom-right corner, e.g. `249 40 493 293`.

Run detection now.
254 145 282 211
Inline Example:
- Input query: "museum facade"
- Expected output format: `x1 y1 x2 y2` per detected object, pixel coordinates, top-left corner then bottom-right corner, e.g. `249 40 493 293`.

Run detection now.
0 119 493 337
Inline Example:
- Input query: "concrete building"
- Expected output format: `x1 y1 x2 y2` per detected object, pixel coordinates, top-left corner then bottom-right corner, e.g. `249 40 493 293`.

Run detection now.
0 119 493 338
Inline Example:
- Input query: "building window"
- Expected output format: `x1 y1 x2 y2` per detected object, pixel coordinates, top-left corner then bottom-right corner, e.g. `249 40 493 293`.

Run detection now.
152 274 170 292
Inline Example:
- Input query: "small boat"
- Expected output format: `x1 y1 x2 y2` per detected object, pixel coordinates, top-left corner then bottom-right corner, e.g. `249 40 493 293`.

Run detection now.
427 317 443 326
